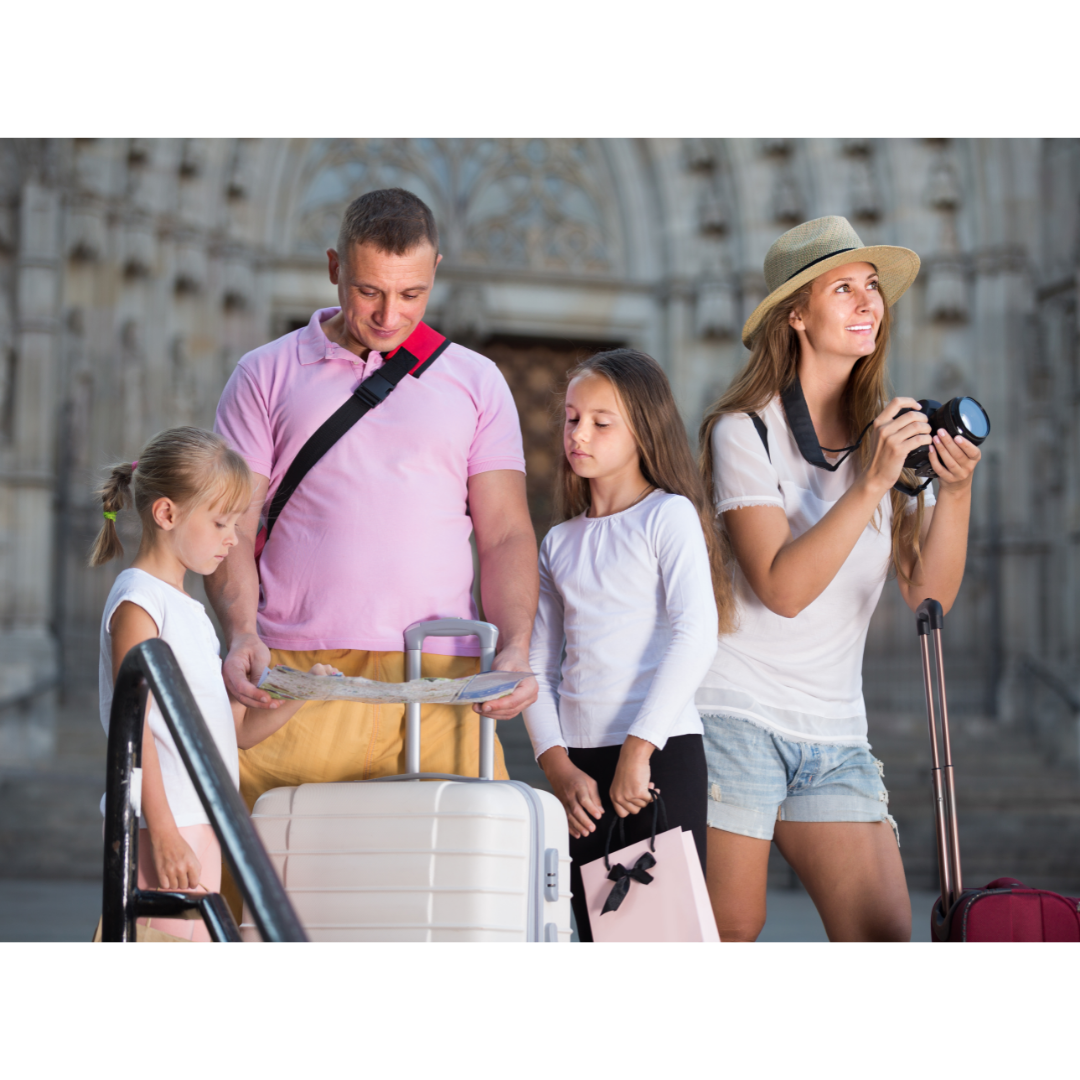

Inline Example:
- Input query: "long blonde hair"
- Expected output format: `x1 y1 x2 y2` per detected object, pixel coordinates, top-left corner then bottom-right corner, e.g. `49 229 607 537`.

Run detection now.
555 348 736 634
698 281 925 580
89 427 253 567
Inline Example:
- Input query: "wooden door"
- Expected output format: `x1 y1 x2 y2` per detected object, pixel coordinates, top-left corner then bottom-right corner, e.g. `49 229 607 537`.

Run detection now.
483 335 622 539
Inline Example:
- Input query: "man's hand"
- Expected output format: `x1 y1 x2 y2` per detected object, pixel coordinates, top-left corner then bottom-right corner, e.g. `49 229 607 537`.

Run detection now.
539 746 603 839
473 644 538 720
223 631 276 710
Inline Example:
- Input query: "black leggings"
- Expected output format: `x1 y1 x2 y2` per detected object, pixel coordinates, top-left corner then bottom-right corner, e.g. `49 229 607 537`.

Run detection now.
567 734 707 942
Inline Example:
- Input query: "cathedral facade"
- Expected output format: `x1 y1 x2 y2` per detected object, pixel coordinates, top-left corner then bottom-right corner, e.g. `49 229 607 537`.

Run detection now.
1 138 1077 759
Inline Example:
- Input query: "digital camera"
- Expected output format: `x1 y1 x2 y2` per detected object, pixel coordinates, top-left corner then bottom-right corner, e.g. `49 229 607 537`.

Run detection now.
899 397 991 478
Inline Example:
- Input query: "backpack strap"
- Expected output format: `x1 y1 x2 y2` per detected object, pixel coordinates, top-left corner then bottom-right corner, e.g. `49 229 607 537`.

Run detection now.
749 412 770 461
259 323 450 551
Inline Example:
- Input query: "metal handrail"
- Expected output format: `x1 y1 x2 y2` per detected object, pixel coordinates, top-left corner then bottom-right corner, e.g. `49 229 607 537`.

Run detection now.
1017 653 1080 781
102 638 307 942
1018 654 1080 714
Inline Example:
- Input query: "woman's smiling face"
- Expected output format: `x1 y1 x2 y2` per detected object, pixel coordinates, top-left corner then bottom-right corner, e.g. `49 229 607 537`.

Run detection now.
789 261 884 360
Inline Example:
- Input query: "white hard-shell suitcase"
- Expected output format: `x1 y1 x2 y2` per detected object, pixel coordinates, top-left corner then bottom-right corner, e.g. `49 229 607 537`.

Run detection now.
241 619 572 942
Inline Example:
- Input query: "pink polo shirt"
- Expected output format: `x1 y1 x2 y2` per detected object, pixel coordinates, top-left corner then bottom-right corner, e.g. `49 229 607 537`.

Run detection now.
215 308 525 657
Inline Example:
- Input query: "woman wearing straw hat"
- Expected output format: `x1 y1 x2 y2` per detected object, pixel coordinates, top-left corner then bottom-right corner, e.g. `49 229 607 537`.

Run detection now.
697 216 981 941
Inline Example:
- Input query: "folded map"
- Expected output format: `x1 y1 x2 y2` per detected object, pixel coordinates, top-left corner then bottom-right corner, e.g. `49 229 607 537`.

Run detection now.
256 666 534 706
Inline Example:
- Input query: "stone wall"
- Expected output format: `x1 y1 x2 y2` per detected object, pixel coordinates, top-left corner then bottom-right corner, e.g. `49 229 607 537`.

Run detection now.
1 138 1076 760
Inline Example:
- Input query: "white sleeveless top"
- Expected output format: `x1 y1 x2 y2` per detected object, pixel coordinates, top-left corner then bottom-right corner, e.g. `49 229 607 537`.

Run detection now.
98 568 240 828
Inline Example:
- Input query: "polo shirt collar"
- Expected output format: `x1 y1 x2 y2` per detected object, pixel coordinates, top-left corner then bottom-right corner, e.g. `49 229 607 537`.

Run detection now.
297 307 383 366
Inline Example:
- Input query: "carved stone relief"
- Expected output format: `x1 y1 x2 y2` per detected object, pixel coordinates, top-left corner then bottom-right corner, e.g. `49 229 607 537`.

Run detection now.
119 318 147 447
292 139 617 275
120 217 155 278
66 202 106 262
924 141 969 322
174 239 207 294
695 277 738 340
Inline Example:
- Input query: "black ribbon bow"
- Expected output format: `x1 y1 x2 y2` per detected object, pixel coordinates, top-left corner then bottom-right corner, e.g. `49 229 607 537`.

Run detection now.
602 851 657 913
599 793 667 916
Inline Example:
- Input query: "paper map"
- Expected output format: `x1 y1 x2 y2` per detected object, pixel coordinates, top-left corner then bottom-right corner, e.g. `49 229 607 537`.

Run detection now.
257 666 534 706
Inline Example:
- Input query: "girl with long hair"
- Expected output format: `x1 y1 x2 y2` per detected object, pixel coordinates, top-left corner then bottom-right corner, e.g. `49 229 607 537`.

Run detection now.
92 427 336 939
522 348 734 941
697 217 981 941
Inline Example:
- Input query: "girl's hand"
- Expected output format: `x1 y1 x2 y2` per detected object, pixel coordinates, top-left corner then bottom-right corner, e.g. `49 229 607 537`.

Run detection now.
308 664 341 676
149 829 202 891
538 747 604 839
610 735 657 818
929 429 981 491
862 398 933 494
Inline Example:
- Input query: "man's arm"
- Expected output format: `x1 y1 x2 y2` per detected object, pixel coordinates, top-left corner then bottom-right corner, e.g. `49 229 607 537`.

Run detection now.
467 469 539 719
205 472 276 710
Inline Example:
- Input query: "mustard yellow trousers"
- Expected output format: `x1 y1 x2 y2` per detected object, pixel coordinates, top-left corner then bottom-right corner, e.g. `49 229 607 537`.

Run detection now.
223 648 509 919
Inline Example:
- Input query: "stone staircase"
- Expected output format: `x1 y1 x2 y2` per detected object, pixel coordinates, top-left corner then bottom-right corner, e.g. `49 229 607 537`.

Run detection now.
869 710 1080 895
6 694 1079 901
0 695 554 882
0 688 106 880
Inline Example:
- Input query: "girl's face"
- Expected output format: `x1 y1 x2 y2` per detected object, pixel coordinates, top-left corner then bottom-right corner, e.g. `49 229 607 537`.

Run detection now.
564 372 641 483
789 261 883 360
152 496 242 576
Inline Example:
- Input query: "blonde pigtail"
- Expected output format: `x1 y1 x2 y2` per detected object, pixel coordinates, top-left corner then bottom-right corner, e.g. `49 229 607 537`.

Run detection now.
88 462 134 567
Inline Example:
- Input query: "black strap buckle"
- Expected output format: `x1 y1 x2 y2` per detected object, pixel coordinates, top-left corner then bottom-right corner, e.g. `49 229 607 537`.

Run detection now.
353 372 395 410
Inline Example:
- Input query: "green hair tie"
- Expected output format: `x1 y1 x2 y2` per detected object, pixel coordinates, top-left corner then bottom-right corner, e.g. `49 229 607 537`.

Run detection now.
103 510 117 522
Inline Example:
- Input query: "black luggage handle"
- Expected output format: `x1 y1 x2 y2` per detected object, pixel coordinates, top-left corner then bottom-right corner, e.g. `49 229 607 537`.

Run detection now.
916 598 944 635
916 598 964 915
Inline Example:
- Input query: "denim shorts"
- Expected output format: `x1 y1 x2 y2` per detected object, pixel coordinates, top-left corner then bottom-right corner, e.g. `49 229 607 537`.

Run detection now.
701 713 898 844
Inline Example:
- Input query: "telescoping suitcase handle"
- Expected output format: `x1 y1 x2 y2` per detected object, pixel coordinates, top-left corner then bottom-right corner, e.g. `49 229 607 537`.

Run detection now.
916 598 964 915
404 618 500 780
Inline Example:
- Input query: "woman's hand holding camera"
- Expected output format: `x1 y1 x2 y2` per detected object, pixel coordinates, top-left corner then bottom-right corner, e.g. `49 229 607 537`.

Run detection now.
928 428 981 490
862 397 932 495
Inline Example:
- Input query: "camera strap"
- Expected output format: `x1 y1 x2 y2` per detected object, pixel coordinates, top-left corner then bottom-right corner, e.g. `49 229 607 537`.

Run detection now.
779 376 870 472
254 322 451 563
764 376 930 497
894 476 933 497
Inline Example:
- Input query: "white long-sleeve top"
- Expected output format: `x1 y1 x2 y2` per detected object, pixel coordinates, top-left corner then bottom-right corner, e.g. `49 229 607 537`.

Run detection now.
522 490 719 759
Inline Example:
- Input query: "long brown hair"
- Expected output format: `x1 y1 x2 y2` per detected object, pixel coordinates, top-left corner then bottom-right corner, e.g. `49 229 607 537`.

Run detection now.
555 348 736 634
89 427 253 567
698 281 925 580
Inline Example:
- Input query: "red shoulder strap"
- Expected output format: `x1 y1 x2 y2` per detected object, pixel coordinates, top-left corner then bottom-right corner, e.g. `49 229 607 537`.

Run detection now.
386 322 450 375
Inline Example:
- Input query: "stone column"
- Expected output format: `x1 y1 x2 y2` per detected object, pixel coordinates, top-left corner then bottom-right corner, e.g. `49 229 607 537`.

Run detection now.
0 178 62 760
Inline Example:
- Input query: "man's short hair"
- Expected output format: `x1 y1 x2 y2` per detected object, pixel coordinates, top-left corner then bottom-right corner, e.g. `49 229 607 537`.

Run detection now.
337 188 439 260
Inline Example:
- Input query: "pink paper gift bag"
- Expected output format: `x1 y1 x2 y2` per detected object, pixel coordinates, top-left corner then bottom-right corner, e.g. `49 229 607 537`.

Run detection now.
580 822 721 942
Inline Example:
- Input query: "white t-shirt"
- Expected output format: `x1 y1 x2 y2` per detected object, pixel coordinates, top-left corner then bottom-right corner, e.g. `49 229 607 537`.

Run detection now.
695 397 935 746
99 568 240 828
523 490 719 758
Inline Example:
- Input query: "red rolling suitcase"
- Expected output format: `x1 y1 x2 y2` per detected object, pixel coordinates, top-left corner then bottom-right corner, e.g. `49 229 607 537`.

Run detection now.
916 599 1080 941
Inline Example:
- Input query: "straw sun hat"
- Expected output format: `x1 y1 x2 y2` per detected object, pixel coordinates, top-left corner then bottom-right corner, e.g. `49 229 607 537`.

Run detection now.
741 216 920 348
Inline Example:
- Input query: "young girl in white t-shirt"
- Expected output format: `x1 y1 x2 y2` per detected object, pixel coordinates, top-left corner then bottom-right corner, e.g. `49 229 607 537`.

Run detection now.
522 349 734 942
91 427 335 941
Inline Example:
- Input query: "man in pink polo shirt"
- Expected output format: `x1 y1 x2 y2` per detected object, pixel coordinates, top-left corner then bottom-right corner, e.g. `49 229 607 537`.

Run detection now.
207 188 538 822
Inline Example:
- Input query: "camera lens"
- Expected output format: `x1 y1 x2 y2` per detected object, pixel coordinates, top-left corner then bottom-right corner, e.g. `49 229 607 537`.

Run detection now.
900 395 991 483
956 396 990 441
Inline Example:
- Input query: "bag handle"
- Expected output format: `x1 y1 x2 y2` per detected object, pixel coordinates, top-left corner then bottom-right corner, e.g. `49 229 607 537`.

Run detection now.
603 792 668 872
